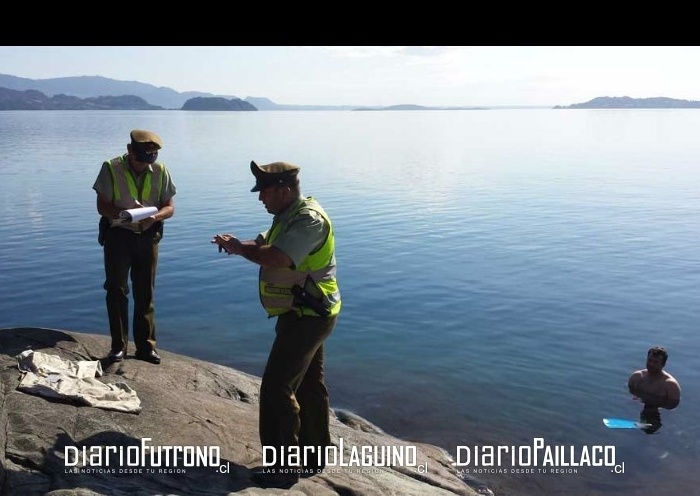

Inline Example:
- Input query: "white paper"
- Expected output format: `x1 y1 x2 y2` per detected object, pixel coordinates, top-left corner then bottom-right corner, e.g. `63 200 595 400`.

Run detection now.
118 206 158 223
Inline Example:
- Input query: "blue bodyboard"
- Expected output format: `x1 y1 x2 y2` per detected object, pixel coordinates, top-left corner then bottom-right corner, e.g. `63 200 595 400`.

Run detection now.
603 417 652 429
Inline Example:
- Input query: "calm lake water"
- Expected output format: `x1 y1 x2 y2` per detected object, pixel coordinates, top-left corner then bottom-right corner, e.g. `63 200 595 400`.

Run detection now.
1 109 698 495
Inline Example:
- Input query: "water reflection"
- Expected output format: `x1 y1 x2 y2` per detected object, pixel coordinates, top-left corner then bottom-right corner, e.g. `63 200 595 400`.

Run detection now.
639 406 662 435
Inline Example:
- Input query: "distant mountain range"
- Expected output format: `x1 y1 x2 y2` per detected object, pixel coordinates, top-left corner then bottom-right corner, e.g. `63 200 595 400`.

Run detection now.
0 87 162 110
1 73 700 111
0 73 228 109
0 73 509 111
0 73 364 110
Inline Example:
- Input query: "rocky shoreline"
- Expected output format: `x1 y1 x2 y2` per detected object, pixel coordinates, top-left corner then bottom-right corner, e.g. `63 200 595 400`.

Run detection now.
0 327 488 495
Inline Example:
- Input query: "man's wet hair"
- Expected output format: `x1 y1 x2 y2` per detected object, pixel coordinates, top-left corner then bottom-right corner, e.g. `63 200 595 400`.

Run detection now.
647 346 668 366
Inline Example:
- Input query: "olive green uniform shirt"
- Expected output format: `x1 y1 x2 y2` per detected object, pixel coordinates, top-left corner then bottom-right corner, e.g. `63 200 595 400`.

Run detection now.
258 196 328 269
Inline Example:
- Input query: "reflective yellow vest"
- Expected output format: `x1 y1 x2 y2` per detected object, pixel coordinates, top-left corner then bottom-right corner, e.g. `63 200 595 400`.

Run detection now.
104 155 166 231
259 197 341 318
105 154 166 210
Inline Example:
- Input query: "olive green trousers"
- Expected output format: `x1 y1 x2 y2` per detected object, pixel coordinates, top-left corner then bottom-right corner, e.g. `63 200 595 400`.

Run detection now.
102 227 160 355
259 312 338 470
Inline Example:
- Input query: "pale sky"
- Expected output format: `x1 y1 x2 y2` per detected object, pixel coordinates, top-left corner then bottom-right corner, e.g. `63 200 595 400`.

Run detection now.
1 46 699 107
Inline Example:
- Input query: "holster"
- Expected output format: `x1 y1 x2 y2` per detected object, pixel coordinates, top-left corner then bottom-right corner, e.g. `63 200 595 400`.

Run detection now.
291 276 331 318
98 216 110 246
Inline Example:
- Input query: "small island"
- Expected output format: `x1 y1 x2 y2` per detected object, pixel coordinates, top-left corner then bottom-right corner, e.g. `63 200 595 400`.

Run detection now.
555 96 700 109
181 97 257 111
353 104 487 111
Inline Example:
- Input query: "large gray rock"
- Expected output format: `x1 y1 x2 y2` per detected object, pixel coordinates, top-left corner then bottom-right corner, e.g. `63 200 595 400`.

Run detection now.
0 328 483 495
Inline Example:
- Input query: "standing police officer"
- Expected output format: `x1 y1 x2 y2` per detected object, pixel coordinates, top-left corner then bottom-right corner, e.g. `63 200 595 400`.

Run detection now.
212 161 341 488
93 130 176 365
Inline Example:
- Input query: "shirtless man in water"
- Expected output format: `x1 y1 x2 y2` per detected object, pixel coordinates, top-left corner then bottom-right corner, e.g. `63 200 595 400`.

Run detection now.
628 346 681 409
628 346 681 433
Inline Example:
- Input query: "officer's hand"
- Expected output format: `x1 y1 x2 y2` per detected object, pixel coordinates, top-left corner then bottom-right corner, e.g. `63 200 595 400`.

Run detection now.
212 234 241 255
212 234 231 253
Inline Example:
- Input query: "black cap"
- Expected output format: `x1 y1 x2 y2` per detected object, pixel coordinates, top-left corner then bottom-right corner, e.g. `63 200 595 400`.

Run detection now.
250 161 300 192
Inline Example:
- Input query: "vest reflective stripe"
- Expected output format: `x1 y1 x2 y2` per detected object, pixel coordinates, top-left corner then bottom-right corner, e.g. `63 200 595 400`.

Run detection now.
261 265 336 285
259 197 341 318
105 155 164 210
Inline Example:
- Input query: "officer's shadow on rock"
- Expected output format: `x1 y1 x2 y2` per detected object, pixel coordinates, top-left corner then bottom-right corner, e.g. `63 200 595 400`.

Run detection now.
43 431 252 493
0 327 79 359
